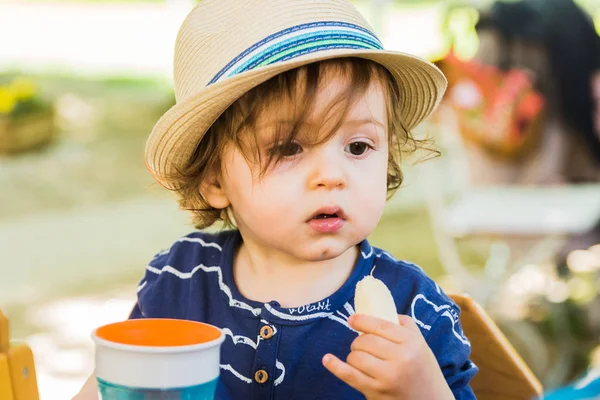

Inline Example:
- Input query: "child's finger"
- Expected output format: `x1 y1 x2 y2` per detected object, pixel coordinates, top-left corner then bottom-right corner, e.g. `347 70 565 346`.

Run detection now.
346 350 387 380
397 314 422 334
350 333 396 360
322 353 377 393
349 314 407 343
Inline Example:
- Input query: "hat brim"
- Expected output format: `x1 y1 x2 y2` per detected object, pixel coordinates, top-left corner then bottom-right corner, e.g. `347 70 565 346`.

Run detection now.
145 49 447 188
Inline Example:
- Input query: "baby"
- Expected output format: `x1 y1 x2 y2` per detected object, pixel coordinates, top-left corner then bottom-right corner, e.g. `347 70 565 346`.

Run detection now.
76 0 477 398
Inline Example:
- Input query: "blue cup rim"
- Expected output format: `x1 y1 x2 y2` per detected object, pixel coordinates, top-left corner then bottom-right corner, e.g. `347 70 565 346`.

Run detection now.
96 376 218 392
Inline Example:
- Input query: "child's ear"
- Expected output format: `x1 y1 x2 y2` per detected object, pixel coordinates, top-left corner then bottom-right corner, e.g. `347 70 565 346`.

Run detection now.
200 173 230 210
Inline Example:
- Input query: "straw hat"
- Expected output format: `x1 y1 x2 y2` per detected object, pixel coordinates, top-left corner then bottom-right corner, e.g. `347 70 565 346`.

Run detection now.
145 0 447 188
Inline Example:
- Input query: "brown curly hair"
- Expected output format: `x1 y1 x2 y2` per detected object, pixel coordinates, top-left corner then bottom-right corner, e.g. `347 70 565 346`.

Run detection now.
163 58 436 229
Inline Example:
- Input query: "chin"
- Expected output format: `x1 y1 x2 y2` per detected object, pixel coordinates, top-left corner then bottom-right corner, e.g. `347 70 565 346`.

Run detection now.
298 240 356 262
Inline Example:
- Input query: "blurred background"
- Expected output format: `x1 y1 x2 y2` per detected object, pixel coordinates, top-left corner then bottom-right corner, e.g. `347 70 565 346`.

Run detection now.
1 0 600 398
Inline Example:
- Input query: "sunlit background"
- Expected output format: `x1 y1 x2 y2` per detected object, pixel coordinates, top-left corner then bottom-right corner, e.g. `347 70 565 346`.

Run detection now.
2 0 600 398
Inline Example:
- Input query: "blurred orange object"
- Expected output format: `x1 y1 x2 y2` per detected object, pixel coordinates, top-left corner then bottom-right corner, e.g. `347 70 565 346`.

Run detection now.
437 52 545 159
0 309 39 400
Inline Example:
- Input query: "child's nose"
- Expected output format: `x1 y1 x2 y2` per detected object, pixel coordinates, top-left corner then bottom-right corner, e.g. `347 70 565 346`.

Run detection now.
307 151 346 190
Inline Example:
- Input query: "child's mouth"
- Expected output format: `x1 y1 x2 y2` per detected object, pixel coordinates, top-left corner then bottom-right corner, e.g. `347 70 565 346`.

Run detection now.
313 213 338 219
308 207 346 233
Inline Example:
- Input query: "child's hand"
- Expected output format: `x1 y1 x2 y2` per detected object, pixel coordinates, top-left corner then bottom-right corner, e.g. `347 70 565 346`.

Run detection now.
322 314 454 400
71 375 99 400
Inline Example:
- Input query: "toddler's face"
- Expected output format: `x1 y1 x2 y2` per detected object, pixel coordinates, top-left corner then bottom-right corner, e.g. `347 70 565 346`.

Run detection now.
219 73 389 262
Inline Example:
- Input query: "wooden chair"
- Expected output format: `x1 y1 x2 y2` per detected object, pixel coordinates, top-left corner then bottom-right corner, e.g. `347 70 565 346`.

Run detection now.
0 309 39 400
450 293 543 400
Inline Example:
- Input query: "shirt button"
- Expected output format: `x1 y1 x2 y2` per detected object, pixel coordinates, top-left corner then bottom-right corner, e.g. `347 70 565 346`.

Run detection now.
254 369 269 384
260 325 274 339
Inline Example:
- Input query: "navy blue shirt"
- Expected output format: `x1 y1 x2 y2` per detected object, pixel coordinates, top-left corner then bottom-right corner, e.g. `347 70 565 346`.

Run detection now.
130 230 478 399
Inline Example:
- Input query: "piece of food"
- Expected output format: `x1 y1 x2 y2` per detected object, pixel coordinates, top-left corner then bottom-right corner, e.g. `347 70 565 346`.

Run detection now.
354 275 399 327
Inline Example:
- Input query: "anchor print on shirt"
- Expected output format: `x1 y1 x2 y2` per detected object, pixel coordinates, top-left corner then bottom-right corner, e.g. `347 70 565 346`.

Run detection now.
410 294 471 346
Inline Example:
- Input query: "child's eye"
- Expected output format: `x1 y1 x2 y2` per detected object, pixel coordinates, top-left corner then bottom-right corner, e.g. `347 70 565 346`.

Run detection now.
269 142 303 157
345 141 372 156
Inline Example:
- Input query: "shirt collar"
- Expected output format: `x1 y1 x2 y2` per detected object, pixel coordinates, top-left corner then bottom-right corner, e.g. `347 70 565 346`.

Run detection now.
219 230 375 326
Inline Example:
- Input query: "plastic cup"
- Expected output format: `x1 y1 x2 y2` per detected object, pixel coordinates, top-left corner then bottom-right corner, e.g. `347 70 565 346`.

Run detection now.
92 318 224 399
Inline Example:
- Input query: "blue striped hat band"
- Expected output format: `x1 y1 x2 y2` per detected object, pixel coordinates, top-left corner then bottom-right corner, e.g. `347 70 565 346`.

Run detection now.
209 21 384 85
